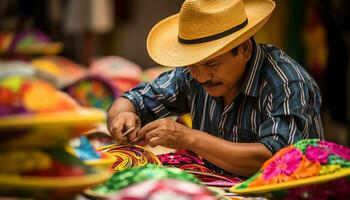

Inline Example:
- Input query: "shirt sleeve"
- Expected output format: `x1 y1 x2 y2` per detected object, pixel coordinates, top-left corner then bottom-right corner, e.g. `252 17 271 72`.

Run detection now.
258 81 322 154
122 67 192 125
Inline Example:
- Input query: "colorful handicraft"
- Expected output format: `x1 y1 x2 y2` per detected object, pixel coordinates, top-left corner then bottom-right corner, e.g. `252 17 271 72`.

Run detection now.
7 30 63 55
0 75 80 116
70 136 103 161
98 145 162 171
158 152 242 187
68 136 116 170
0 148 112 199
0 75 106 148
65 75 118 110
31 56 87 88
106 179 217 200
157 152 204 166
89 56 142 93
0 148 94 177
88 164 200 195
231 139 350 199
179 164 243 188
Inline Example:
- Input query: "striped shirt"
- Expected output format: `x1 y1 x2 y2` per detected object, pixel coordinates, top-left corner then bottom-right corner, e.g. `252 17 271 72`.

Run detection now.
122 40 324 175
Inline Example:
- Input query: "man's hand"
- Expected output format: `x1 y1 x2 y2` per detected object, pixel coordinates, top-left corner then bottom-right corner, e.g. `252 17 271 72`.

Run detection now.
137 118 191 149
108 112 141 144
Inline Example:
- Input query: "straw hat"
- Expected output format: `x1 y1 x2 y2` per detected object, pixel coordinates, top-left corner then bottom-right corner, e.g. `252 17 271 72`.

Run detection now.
147 0 275 67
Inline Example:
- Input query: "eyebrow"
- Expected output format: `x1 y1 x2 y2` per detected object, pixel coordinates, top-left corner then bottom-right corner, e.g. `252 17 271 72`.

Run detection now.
190 60 219 68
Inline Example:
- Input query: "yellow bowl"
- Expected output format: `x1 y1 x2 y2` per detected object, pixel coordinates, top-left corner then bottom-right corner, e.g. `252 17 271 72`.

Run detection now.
0 108 106 147
84 153 117 170
230 168 350 195
0 168 113 199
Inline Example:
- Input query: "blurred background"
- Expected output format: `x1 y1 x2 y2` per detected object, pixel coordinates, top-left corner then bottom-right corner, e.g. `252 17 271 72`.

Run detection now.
0 0 349 146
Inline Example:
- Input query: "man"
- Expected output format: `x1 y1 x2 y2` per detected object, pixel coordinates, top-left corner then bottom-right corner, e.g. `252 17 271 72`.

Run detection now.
107 0 324 177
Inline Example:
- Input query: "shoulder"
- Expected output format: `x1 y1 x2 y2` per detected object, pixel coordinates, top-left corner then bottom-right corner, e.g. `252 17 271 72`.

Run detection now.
152 67 191 84
260 44 316 90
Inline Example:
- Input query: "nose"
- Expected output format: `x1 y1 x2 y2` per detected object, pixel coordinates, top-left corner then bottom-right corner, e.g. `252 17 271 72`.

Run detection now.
190 66 211 83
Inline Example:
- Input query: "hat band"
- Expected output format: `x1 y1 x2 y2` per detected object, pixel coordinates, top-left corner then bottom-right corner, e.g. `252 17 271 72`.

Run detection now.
178 18 248 44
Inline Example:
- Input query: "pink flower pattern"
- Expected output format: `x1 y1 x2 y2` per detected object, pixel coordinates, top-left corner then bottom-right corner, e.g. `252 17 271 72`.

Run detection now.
305 145 330 164
319 141 350 161
263 148 302 181
158 153 195 165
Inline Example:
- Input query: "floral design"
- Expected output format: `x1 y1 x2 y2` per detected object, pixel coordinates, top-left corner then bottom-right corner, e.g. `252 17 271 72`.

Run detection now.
235 139 350 199
157 153 202 165
293 139 319 153
305 145 330 164
319 141 350 161
319 164 341 175
262 147 302 182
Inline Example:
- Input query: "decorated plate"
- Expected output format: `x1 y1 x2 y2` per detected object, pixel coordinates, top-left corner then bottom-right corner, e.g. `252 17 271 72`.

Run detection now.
230 168 350 194
0 169 112 188
229 139 350 199
0 169 112 199
84 179 221 200
67 136 116 170
84 154 116 170
0 108 105 147
0 108 105 128
0 147 113 199
98 144 162 171
84 164 200 198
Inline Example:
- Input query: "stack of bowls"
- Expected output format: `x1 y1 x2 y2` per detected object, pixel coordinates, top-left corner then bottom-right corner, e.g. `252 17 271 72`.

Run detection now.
0 75 113 199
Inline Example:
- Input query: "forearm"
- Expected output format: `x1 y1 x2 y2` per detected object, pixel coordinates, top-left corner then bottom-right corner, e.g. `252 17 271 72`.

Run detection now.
107 97 137 128
184 129 272 177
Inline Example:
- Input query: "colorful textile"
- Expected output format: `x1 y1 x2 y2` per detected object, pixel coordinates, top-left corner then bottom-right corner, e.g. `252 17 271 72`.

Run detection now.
31 56 87 88
91 164 200 194
99 145 161 171
106 179 216 200
179 164 243 187
157 152 204 166
0 75 80 116
65 75 118 110
0 148 93 177
8 30 63 55
70 136 101 161
89 56 142 93
232 139 350 199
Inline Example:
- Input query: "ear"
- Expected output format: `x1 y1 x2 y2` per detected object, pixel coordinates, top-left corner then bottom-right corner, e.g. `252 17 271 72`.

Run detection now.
241 39 252 62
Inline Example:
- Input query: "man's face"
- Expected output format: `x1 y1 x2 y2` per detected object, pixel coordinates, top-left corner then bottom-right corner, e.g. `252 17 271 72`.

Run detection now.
188 47 248 97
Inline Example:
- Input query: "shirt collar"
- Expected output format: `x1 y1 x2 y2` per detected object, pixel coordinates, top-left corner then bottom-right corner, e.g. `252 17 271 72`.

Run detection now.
239 39 265 97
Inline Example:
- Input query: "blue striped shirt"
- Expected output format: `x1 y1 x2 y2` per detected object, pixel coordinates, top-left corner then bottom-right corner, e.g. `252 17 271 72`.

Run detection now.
122 41 324 175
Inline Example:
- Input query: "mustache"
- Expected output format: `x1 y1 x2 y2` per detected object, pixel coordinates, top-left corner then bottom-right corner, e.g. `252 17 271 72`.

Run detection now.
199 80 222 87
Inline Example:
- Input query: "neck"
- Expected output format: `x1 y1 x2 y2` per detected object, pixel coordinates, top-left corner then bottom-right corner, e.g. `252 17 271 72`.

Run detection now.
223 87 239 106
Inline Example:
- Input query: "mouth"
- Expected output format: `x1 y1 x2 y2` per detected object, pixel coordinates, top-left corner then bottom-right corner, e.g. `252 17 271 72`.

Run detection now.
203 83 222 90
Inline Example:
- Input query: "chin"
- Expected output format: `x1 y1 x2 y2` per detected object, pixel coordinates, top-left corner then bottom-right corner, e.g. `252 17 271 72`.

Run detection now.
205 89 225 97
203 85 226 97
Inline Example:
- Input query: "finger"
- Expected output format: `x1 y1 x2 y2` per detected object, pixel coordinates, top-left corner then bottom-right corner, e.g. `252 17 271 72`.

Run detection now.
138 120 159 139
118 136 129 145
144 129 160 144
109 117 125 134
129 126 141 141
148 136 161 147
110 118 126 143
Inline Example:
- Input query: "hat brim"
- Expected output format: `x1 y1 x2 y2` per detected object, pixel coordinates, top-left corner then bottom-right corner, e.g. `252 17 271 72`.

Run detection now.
147 0 275 67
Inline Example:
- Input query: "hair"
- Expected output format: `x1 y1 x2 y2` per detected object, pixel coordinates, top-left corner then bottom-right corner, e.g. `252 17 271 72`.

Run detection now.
230 37 254 56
